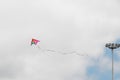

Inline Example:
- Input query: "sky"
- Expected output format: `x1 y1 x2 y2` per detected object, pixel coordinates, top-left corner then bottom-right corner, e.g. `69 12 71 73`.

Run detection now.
0 0 120 80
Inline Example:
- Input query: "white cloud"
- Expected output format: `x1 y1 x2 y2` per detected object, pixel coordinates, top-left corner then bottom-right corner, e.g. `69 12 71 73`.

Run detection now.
0 0 120 80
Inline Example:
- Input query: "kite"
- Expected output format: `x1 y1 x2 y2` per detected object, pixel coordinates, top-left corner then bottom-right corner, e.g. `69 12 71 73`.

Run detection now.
30 38 88 56
31 38 40 45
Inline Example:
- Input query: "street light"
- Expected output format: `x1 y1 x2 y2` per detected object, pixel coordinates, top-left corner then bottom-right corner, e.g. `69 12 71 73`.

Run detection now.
105 43 120 80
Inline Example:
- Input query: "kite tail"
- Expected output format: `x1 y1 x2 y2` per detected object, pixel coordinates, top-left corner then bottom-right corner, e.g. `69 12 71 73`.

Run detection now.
37 46 57 53
63 50 88 56
37 45 46 52
37 45 41 49
36 46 88 56
73 49 88 56
46 49 56 52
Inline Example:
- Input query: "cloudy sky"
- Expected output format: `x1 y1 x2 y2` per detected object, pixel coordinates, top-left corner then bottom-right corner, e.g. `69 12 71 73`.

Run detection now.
0 0 120 80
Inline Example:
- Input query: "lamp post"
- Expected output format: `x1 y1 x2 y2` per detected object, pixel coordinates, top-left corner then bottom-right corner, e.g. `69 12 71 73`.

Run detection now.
105 43 120 80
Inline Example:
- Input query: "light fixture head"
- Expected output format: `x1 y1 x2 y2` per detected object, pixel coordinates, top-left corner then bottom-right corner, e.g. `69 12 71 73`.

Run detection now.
105 43 120 49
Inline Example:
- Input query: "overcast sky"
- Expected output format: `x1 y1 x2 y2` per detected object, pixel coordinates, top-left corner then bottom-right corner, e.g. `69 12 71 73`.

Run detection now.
0 0 120 80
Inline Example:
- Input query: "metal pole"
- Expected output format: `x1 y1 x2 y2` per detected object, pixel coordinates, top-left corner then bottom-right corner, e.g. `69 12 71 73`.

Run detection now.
105 43 120 80
112 49 114 80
